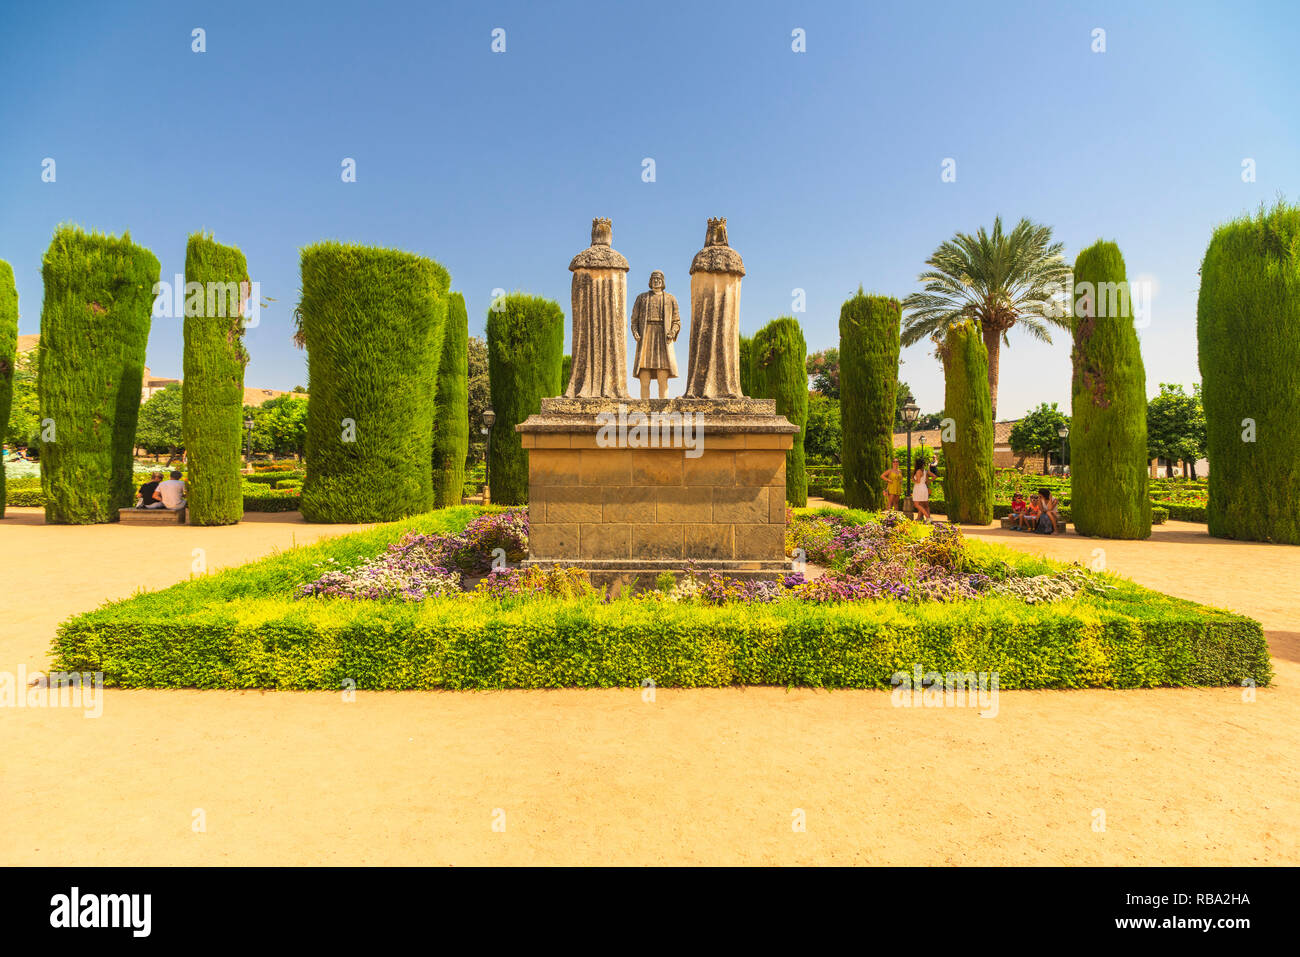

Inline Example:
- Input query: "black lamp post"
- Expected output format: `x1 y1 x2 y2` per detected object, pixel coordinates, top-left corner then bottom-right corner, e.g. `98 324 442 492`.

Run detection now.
481 408 496 504
244 416 255 468
901 393 919 515
1057 423 1069 475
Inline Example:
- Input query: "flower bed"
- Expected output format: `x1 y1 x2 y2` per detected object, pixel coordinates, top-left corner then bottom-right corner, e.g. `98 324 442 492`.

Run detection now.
52 506 1271 690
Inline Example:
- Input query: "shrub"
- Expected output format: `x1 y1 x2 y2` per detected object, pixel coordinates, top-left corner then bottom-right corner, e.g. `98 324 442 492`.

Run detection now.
840 290 900 509
242 482 302 512
0 259 16 519
1197 202 1300 543
52 508 1271 690
298 242 449 523
432 292 469 508
182 233 249 526
1070 240 1151 539
939 320 994 523
751 317 809 506
1164 502 1205 523
486 293 564 505
38 226 160 523
243 469 303 485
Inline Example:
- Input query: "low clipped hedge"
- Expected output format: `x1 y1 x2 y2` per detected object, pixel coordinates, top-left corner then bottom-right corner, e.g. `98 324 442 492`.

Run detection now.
243 470 304 486
52 507 1271 690
242 483 301 513
1163 503 1208 523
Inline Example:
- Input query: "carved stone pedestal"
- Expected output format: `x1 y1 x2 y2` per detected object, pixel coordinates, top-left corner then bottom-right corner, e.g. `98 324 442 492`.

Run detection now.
517 397 796 592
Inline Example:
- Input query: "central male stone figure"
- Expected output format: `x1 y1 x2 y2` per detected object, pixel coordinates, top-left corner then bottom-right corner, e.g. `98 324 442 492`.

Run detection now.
629 270 680 399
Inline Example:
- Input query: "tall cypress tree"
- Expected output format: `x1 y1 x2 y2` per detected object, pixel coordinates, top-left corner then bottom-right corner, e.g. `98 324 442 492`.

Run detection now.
939 320 994 523
751 317 809 506
487 293 564 505
182 233 249 525
38 227 159 524
1070 240 1150 539
1197 202 1300 543
738 334 756 397
432 292 469 508
0 260 16 520
839 289 900 509
298 242 448 523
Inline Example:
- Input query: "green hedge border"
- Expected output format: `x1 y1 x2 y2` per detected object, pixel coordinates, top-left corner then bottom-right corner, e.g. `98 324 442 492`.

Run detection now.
53 507 1270 690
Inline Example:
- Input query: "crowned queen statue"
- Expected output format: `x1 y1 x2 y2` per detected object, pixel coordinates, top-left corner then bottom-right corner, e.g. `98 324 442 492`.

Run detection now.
683 217 745 398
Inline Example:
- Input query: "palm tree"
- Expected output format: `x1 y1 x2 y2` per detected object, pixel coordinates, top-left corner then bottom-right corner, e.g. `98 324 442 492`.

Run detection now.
901 217 1068 421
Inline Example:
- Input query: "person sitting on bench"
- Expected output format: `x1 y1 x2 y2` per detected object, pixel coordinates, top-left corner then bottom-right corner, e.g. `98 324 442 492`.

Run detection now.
1035 487 1062 534
137 471 163 508
1016 494 1041 531
153 470 187 511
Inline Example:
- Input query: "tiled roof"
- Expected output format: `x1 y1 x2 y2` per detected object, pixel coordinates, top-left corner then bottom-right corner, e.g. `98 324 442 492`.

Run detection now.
892 420 1020 448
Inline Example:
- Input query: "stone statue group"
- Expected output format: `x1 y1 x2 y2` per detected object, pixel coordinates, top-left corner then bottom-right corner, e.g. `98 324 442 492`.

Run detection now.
565 218 745 400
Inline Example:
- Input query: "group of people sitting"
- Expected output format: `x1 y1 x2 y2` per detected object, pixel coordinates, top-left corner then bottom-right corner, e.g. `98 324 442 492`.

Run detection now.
135 470 187 510
1009 489 1063 534
877 460 1064 534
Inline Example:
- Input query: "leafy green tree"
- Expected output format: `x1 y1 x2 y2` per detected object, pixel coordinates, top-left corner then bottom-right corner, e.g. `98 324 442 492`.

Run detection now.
839 289 900 508
1070 240 1150 539
5 345 39 450
1146 383 1206 477
751 317 809 506
806 347 839 398
1198 201 1300 543
804 394 842 464
136 384 185 462
902 217 1069 420
254 395 309 459
1009 401 1068 472
466 335 490 464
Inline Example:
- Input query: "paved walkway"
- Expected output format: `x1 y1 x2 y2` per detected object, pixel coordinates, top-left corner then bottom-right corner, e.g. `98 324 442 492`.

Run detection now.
2 508 1296 865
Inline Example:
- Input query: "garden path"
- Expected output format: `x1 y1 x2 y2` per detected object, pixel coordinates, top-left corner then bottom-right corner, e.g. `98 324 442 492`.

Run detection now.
1 508 1295 865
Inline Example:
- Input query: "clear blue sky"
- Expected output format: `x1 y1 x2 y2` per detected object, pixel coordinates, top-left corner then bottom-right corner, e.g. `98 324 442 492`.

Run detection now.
2 0 1296 419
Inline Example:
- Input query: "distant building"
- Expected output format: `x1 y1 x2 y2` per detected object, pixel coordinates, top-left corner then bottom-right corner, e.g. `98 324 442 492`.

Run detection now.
141 367 181 402
243 387 308 407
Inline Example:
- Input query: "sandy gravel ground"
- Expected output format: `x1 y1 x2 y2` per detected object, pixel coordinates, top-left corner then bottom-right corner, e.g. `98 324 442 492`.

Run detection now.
1 508 1296 865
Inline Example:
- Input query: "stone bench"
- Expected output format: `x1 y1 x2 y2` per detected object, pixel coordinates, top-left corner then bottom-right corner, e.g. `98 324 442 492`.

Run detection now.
119 507 186 525
1000 514 1067 534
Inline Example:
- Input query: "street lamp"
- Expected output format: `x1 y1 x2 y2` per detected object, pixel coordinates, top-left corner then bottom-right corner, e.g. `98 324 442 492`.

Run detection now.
901 393 919 516
244 416 255 468
481 408 496 504
1057 423 1069 475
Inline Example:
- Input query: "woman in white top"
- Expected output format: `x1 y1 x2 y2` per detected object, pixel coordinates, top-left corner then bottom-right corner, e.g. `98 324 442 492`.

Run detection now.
911 465 931 522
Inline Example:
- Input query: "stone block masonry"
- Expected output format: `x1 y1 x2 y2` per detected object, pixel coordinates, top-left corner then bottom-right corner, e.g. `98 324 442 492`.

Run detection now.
517 397 796 583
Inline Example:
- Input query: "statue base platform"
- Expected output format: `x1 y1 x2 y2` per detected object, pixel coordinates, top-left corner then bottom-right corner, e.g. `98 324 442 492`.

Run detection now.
516 397 797 589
